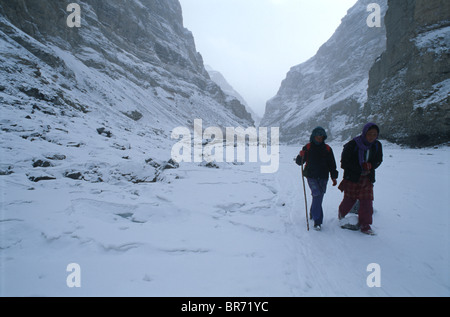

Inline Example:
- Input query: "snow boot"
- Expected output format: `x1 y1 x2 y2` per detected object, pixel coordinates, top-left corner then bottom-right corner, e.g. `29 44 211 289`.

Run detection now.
361 225 376 236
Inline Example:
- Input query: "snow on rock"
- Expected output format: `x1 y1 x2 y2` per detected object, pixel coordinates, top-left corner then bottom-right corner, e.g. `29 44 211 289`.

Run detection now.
364 0 450 147
261 0 388 144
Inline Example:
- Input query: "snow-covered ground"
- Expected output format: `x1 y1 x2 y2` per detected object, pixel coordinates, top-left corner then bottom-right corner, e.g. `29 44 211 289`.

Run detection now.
1 136 449 296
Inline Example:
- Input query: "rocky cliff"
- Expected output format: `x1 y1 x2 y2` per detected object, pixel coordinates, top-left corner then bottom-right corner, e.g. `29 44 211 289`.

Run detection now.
0 0 255 186
363 0 450 147
261 0 388 144
0 0 253 133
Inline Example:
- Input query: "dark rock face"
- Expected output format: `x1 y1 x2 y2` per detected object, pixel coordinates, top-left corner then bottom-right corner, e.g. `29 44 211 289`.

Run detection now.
0 0 205 84
261 0 448 147
363 0 450 147
0 0 253 128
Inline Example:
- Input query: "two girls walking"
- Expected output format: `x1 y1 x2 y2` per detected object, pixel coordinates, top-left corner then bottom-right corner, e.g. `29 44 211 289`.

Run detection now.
297 123 383 235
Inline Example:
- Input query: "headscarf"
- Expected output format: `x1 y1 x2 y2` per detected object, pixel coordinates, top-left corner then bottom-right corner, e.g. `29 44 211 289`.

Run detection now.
310 126 327 145
353 123 380 167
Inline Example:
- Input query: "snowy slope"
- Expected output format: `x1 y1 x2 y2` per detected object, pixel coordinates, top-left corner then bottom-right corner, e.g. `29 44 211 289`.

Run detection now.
1 138 449 296
262 0 388 144
0 0 254 138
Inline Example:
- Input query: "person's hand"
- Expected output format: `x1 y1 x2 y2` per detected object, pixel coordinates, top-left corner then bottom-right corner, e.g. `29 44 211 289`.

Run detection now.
332 179 337 186
362 162 372 171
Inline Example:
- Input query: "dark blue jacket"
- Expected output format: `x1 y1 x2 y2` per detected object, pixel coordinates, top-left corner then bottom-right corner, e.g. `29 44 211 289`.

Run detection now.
297 142 339 180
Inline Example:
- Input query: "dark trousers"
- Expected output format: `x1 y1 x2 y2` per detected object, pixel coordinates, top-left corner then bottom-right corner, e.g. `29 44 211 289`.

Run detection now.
339 197 373 229
307 178 328 226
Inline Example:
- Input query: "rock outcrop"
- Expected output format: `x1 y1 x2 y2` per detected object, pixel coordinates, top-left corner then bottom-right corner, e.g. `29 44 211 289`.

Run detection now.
0 0 253 131
363 0 450 147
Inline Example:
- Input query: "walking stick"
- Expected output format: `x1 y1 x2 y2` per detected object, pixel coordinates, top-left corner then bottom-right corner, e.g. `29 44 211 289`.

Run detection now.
300 161 310 231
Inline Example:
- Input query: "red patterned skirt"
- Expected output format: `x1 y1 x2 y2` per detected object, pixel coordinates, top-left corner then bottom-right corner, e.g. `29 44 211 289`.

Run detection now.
338 176 374 201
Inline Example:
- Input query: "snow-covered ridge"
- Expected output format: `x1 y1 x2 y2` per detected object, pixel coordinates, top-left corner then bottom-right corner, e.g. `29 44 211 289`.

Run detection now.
0 0 253 132
0 0 257 187
262 0 388 144
206 65 261 126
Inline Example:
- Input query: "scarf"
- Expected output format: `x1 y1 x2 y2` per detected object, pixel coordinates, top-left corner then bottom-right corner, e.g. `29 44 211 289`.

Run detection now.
353 123 379 167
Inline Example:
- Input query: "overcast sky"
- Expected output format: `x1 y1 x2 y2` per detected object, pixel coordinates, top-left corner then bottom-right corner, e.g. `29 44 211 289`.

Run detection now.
179 0 358 118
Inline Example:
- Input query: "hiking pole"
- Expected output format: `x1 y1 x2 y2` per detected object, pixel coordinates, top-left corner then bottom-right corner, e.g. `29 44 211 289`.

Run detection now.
300 161 310 231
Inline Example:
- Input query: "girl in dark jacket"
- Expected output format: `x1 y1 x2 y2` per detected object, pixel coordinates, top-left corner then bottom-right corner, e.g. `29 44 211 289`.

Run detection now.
338 123 383 235
297 127 339 231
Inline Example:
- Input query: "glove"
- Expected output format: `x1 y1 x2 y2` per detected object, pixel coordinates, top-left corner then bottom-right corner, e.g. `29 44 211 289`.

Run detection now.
332 179 337 186
362 162 372 171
